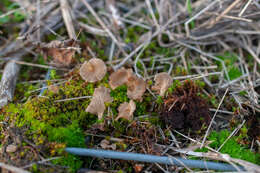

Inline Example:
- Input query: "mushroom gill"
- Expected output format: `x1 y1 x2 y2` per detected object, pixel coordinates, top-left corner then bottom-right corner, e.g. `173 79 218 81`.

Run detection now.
115 100 136 121
126 75 146 101
86 86 113 120
152 72 173 96
109 68 133 90
79 58 107 83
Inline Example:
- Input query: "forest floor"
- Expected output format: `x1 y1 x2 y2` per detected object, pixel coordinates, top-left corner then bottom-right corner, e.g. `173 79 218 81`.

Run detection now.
0 0 259 172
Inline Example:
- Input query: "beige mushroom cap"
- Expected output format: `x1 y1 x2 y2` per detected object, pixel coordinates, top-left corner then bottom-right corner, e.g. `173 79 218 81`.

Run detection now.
109 68 133 89
152 72 173 96
127 75 146 101
115 100 136 121
86 86 113 120
93 86 113 103
80 58 107 83
86 97 105 120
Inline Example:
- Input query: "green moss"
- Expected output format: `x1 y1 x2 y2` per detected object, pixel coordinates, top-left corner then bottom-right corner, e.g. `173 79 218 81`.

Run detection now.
0 1 26 24
197 130 260 164
156 96 163 105
125 26 147 44
216 52 242 80
109 85 129 115
168 80 181 94
1 77 104 172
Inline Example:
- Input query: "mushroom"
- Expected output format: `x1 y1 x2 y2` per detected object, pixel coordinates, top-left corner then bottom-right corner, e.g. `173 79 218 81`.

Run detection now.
86 86 113 120
115 100 136 121
109 68 133 89
152 72 173 96
80 58 107 83
93 85 113 103
126 75 146 101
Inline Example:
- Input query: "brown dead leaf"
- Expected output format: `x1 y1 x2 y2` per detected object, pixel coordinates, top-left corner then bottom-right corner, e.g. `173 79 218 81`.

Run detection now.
40 39 78 68
134 164 144 173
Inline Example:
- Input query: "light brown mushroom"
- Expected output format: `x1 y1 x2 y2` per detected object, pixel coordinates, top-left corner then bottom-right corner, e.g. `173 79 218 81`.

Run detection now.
93 85 113 103
86 86 113 120
115 100 136 121
126 75 146 101
152 72 173 96
80 58 107 83
48 85 59 94
109 68 133 89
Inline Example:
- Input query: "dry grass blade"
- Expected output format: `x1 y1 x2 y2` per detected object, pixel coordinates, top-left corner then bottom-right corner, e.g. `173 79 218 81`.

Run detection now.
200 88 229 148
59 0 76 39
0 162 30 173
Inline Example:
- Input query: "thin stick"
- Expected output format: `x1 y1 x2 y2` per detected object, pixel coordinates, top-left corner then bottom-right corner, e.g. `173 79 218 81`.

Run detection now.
114 15 176 70
239 0 253 17
78 22 108 36
60 0 76 39
145 0 159 28
185 0 219 36
12 60 69 71
0 60 20 108
211 0 241 26
173 130 219 153
207 12 252 22
200 88 229 148
80 0 127 56
0 162 30 173
54 96 92 102
217 120 246 151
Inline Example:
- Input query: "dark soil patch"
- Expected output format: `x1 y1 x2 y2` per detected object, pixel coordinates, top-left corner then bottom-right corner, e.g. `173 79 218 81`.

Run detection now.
161 80 211 131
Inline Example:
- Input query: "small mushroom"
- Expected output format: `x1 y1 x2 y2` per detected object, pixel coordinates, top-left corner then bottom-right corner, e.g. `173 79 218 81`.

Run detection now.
126 75 146 101
100 139 116 150
80 58 107 83
109 68 133 89
115 100 136 121
6 144 17 153
48 85 59 94
86 86 113 120
93 85 113 103
152 72 173 96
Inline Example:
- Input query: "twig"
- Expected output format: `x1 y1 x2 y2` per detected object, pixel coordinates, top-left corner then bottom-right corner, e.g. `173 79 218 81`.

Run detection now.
60 0 76 39
200 87 229 148
217 120 246 151
12 60 69 71
0 162 30 173
78 22 108 36
210 0 241 26
54 95 92 102
0 59 20 108
239 0 253 17
80 0 127 56
185 0 219 36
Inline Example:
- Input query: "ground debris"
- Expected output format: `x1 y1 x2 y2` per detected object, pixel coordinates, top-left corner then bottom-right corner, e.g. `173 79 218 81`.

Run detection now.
161 80 211 131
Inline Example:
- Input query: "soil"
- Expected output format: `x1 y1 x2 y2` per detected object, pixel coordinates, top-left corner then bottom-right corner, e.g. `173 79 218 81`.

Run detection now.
161 80 211 131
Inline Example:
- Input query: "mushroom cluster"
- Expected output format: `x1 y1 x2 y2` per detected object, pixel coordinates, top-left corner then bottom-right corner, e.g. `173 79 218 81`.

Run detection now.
79 58 172 121
109 68 146 101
